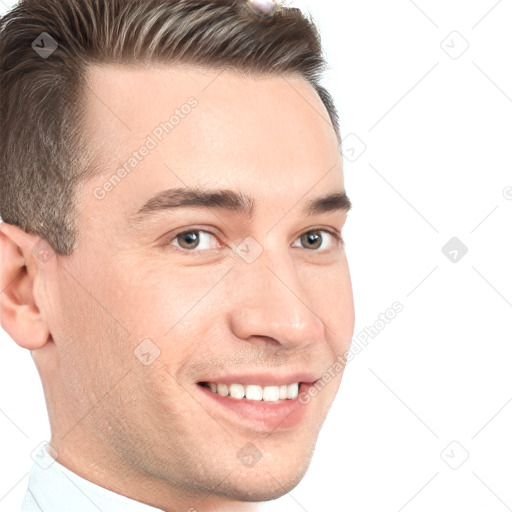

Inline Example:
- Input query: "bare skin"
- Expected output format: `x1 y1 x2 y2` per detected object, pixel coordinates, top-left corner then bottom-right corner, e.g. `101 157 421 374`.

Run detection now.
0 64 354 511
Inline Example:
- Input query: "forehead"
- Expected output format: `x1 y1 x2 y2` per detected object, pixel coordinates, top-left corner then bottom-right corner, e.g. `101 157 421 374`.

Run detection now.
80 64 343 228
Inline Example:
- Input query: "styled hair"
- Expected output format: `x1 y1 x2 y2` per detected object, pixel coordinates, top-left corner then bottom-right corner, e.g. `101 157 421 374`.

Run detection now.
0 0 341 255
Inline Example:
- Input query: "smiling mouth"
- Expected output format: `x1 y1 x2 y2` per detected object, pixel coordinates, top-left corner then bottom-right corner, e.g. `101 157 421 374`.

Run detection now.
198 382 300 402
196 379 315 431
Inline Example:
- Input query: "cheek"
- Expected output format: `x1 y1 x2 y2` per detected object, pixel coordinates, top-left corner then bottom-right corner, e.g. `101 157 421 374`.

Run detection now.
55 257 141 366
98 260 232 364
50 283 127 414
301 258 354 335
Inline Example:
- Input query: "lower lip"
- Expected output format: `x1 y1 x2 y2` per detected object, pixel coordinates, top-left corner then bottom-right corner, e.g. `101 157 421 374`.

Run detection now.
196 383 313 432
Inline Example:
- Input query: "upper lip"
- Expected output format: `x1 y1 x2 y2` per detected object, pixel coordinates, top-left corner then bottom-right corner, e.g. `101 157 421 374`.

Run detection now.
197 370 320 387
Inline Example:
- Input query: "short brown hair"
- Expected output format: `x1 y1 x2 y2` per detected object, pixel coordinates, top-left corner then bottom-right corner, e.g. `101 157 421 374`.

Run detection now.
0 0 341 255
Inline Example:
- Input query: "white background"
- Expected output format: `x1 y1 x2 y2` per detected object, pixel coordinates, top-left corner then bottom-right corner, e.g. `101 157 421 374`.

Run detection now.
1 0 511 511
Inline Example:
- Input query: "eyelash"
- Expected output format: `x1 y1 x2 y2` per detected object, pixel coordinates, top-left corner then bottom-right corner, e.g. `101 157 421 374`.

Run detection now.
165 227 344 255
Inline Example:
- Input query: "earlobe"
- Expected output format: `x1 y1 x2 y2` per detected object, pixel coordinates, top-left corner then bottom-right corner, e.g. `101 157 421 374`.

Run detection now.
0 222 51 350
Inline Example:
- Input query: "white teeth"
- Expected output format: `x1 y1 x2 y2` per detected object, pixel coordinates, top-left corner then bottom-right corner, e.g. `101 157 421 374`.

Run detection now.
262 386 280 402
229 383 245 399
202 382 301 401
245 385 263 401
217 383 229 397
287 383 299 399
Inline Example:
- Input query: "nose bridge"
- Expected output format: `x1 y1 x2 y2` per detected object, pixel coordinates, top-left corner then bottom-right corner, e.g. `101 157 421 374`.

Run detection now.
228 246 326 349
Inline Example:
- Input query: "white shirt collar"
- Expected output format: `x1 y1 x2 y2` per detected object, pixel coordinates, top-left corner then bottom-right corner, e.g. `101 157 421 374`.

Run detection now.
22 443 165 512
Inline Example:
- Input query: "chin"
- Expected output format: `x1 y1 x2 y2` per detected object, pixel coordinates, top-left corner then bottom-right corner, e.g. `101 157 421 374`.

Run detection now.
209 447 313 504
217 464 309 503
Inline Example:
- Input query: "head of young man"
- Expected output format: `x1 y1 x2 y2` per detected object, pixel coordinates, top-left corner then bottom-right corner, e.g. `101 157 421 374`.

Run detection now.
0 0 354 510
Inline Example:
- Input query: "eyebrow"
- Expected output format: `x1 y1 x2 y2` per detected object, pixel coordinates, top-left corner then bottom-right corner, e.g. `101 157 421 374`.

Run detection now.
128 187 351 226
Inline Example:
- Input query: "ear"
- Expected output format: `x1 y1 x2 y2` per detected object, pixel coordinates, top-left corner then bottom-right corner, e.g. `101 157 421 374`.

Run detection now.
0 222 51 350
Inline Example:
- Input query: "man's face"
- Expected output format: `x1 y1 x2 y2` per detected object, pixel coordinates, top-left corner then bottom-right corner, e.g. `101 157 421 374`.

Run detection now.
39 65 354 509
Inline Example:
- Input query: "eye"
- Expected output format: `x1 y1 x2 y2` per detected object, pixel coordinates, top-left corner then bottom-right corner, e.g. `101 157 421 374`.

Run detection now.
291 229 343 251
169 229 222 252
166 227 343 254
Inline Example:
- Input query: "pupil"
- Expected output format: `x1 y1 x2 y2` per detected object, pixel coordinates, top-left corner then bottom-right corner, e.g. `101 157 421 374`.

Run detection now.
304 232 321 249
179 231 199 249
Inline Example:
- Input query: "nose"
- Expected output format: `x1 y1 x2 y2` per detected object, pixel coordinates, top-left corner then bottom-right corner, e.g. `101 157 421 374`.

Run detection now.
228 250 326 351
